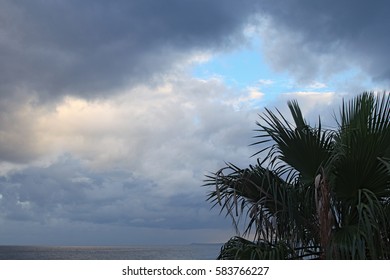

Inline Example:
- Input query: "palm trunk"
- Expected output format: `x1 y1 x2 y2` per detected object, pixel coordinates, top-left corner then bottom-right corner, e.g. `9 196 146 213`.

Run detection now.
315 167 334 259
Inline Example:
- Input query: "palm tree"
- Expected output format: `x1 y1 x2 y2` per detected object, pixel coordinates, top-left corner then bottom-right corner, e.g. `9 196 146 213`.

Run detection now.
205 92 390 259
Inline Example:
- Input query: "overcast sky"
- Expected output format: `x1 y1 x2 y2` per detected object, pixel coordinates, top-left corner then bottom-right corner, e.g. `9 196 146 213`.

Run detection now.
0 0 389 246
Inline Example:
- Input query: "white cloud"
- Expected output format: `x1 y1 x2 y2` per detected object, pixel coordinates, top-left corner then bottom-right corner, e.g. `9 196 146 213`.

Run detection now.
257 16 350 84
0 72 259 244
257 79 274 86
308 82 327 89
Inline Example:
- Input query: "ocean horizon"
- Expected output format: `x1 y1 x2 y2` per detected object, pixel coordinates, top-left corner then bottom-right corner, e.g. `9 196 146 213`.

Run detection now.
0 243 223 260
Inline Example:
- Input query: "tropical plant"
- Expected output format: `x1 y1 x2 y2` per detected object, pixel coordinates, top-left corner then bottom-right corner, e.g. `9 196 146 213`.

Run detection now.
205 92 390 259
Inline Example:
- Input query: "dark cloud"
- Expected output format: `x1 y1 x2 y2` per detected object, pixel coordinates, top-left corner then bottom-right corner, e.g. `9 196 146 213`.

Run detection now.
2 0 388 99
258 0 390 84
0 155 229 234
0 0 259 99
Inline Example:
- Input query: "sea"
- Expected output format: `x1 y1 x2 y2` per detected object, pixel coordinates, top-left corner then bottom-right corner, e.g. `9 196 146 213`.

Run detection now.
0 244 222 260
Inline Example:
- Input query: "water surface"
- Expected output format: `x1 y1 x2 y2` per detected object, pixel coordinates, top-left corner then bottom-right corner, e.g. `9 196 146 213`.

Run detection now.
0 244 222 260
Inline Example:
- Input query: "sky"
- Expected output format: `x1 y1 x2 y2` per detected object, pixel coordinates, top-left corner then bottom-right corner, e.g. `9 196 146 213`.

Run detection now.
0 0 389 246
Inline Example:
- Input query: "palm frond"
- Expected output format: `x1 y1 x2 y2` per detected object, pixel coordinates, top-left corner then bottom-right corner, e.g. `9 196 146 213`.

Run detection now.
252 100 333 184
217 236 320 260
331 92 390 199
206 92 390 259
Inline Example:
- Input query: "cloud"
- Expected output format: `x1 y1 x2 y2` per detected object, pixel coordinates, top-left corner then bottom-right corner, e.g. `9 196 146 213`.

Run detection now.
0 96 53 163
0 0 260 100
0 219 234 246
0 75 259 243
2 0 388 100
2 0 387 246
256 0 390 86
0 154 232 240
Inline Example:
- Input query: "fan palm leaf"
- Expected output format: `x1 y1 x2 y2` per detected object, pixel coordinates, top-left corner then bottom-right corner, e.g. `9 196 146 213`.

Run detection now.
206 92 390 259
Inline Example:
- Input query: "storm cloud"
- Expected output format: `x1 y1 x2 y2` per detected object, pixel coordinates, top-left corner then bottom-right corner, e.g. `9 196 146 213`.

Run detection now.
0 0 258 99
258 0 390 84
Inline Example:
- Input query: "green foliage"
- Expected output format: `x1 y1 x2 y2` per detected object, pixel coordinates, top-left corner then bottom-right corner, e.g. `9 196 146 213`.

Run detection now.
205 92 390 259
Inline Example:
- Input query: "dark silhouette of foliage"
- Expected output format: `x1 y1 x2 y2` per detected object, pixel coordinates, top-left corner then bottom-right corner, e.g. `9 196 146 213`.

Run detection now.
205 92 390 259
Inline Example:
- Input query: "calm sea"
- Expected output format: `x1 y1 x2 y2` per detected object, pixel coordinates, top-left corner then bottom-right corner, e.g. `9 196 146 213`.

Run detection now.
0 244 222 260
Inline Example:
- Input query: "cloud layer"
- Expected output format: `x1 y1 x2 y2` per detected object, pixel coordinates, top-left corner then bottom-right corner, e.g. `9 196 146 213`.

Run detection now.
1 0 259 100
0 0 389 245
258 0 390 85
0 75 258 244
